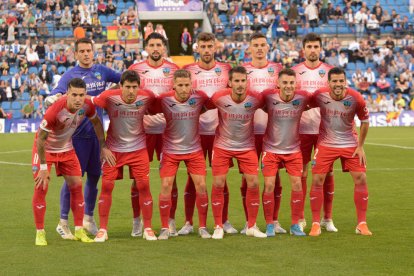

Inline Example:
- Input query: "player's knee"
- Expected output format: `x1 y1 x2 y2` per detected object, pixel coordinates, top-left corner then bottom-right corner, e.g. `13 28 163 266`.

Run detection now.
291 179 302 191
312 174 325 186
354 172 367 185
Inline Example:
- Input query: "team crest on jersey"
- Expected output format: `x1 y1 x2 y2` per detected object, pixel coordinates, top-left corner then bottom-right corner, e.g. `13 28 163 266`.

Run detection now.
319 69 326 78
292 99 301 108
135 100 144 108
78 109 85 116
94 72 102 80
163 67 171 77
215 67 222 76
188 98 196 107
343 100 352 109
268 67 275 76
244 102 252 109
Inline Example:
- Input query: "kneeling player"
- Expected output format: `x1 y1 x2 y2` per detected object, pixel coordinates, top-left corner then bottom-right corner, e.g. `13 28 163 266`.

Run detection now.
32 78 108 245
308 67 372 236
156 70 210 240
261 68 310 236
91 70 157 241
209 66 266 239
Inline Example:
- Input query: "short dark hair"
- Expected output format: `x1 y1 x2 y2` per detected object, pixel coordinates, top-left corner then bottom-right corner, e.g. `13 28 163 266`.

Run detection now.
121 70 140 85
75 37 94 52
229 66 247 80
302 33 322 48
173 69 192 80
278 68 296 78
249 32 267 42
68 78 86 90
328 67 346 81
145 32 167 47
197 32 215 43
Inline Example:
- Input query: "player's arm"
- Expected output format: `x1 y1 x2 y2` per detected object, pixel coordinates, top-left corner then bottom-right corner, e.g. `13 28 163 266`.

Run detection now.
352 96 370 166
35 129 50 190
45 72 71 107
89 115 116 166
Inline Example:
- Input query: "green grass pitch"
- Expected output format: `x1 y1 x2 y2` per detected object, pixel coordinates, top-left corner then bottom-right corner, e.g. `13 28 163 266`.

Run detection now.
0 127 413 275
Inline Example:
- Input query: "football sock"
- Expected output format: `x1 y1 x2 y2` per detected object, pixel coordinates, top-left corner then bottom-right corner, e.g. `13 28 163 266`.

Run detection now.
196 192 208 228
273 172 282 221
169 181 178 220
136 177 153 229
59 182 70 220
301 176 307 219
33 185 48 229
354 183 369 224
98 179 114 230
68 183 84 227
222 182 229 223
246 186 260 228
240 178 248 221
130 184 140 218
262 191 274 225
211 186 224 227
159 194 171 229
310 184 323 223
291 190 303 225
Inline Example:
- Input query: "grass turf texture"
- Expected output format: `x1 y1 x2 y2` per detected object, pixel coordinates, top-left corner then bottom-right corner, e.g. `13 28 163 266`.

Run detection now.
0 128 413 275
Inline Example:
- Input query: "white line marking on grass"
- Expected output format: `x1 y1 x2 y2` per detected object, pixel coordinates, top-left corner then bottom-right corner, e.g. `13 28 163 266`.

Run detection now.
0 150 31 154
1 161 413 172
366 143 414 150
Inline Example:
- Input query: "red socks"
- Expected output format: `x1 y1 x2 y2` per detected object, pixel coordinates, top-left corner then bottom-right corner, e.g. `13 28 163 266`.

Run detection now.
354 183 368 224
211 186 224 227
159 194 171 229
246 187 260 228
262 192 274 224
98 179 115 230
32 185 49 229
136 178 153 229
68 183 84 227
196 192 208 228
310 184 323 223
291 190 304 225
323 174 335 220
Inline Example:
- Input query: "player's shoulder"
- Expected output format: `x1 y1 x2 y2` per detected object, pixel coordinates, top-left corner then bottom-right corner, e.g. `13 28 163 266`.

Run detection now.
268 61 283 69
139 88 156 98
212 88 231 99
158 89 175 99
347 87 364 100
216 62 232 70
314 87 330 96
164 59 179 69
321 62 334 70
102 88 122 97
128 60 147 70
291 62 305 71
182 62 197 70
248 90 262 100
262 88 277 97
194 89 209 98
296 89 311 98
49 96 68 111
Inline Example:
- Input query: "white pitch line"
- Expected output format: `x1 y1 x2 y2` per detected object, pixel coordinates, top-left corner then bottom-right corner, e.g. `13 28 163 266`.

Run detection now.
366 143 414 150
0 149 31 154
0 161 413 172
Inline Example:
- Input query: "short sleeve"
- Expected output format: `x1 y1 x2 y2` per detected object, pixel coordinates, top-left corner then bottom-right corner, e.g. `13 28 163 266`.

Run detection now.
356 94 370 122
91 90 109 109
85 99 97 119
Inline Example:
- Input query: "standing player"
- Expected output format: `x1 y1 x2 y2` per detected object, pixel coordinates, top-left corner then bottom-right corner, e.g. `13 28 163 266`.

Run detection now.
181 32 236 235
308 67 372 236
241 32 285 235
261 68 310 237
155 70 210 240
292 33 336 232
129 32 179 237
47 38 122 239
91 70 157 242
32 78 110 245
209 66 266 239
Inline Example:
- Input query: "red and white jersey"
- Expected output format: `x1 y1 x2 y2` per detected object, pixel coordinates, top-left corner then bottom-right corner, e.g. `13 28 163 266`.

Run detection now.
244 61 283 134
129 59 179 134
157 89 209 154
209 88 263 151
183 62 231 135
92 89 155 153
292 61 333 134
262 89 311 154
39 96 96 153
311 87 369 148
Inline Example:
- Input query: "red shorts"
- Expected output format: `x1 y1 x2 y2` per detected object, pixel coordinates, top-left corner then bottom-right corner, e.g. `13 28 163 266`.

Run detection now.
212 147 259 176
102 148 149 181
312 145 367 174
300 134 319 165
200 134 215 166
146 133 163 162
261 151 303 177
32 144 81 179
159 150 206 177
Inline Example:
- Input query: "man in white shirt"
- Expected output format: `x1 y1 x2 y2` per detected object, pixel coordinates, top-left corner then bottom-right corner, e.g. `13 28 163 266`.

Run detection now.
354 8 368 39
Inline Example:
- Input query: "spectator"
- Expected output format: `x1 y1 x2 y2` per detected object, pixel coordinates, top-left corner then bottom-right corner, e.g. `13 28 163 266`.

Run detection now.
56 49 67 67
10 73 23 96
72 14 81 28
27 72 42 92
354 7 368 39
0 81 7 102
43 6 54 23
218 0 229 15
305 0 319 29
0 59 8 75
394 93 406 109
366 94 379 112
385 36 395 51
144 22 154 40
214 18 226 38
127 7 137 25
377 59 388 76
393 14 403 37
326 51 340 67
21 100 35 119
34 8 43 23
193 22 202 40
388 59 399 79
363 67 376 86
332 6 343 20
88 0 98 15
7 22 17 43
97 0 107 16
366 14 380 37
206 0 218 18
0 23 7 40
376 73 391 93
16 0 28 15
38 64 52 85
338 51 349 68
287 2 299 23
381 10 392 28
344 8 354 28
61 7 73 27
394 75 410 94
180 27 192 55
155 24 168 40
107 0 117 15
352 69 364 87
357 77 370 94
72 5 81 19
26 47 40 67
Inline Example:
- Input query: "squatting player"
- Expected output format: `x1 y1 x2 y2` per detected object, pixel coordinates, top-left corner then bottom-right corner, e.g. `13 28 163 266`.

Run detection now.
129 32 180 237
292 33 336 232
181 32 236 235
308 67 372 237
261 68 310 237
155 70 210 240
48 38 121 238
91 70 157 242
209 66 266 239
32 78 111 245
241 32 285 235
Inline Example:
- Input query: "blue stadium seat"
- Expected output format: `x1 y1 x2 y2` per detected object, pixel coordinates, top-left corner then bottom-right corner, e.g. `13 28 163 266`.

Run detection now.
347 63 356 71
34 101 39 110
12 110 22 119
246 13 254 22
117 2 126 9
1 101 11 109
28 67 38 75
99 15 107 23
22 92 31 101
9 67 18 75
125 2 135 9
0 75 10 82
11 101 21 110
58 66 67 74
107 15 116 23
219 14 228 23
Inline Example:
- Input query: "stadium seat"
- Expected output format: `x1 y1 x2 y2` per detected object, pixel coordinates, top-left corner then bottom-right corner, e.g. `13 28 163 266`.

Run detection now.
9 67 18 75
28 67 38 75
11 101 21 110
107 15 116 23
125 2 135 9
12 110 22 119
347 63 356 71
58 66 67 74
117 2 126 9
0 75 10 82
1 101 11 109
22 92 31 101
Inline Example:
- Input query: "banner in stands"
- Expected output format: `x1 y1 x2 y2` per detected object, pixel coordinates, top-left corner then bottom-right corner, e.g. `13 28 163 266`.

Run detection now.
137 0 203 12
107 26 140 45
2 112 414 133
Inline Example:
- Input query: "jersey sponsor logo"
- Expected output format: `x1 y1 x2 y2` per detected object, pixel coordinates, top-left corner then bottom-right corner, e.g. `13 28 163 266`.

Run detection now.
267 67 275 76
94 72 102 80
319 69 326 78
343 100 352 110
215 67 222 76
78 109 85 116
135 100 144 108
299 71 306 75
188 98 196 107
244 102 252 110
40 119 48 128
163 67 171 77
